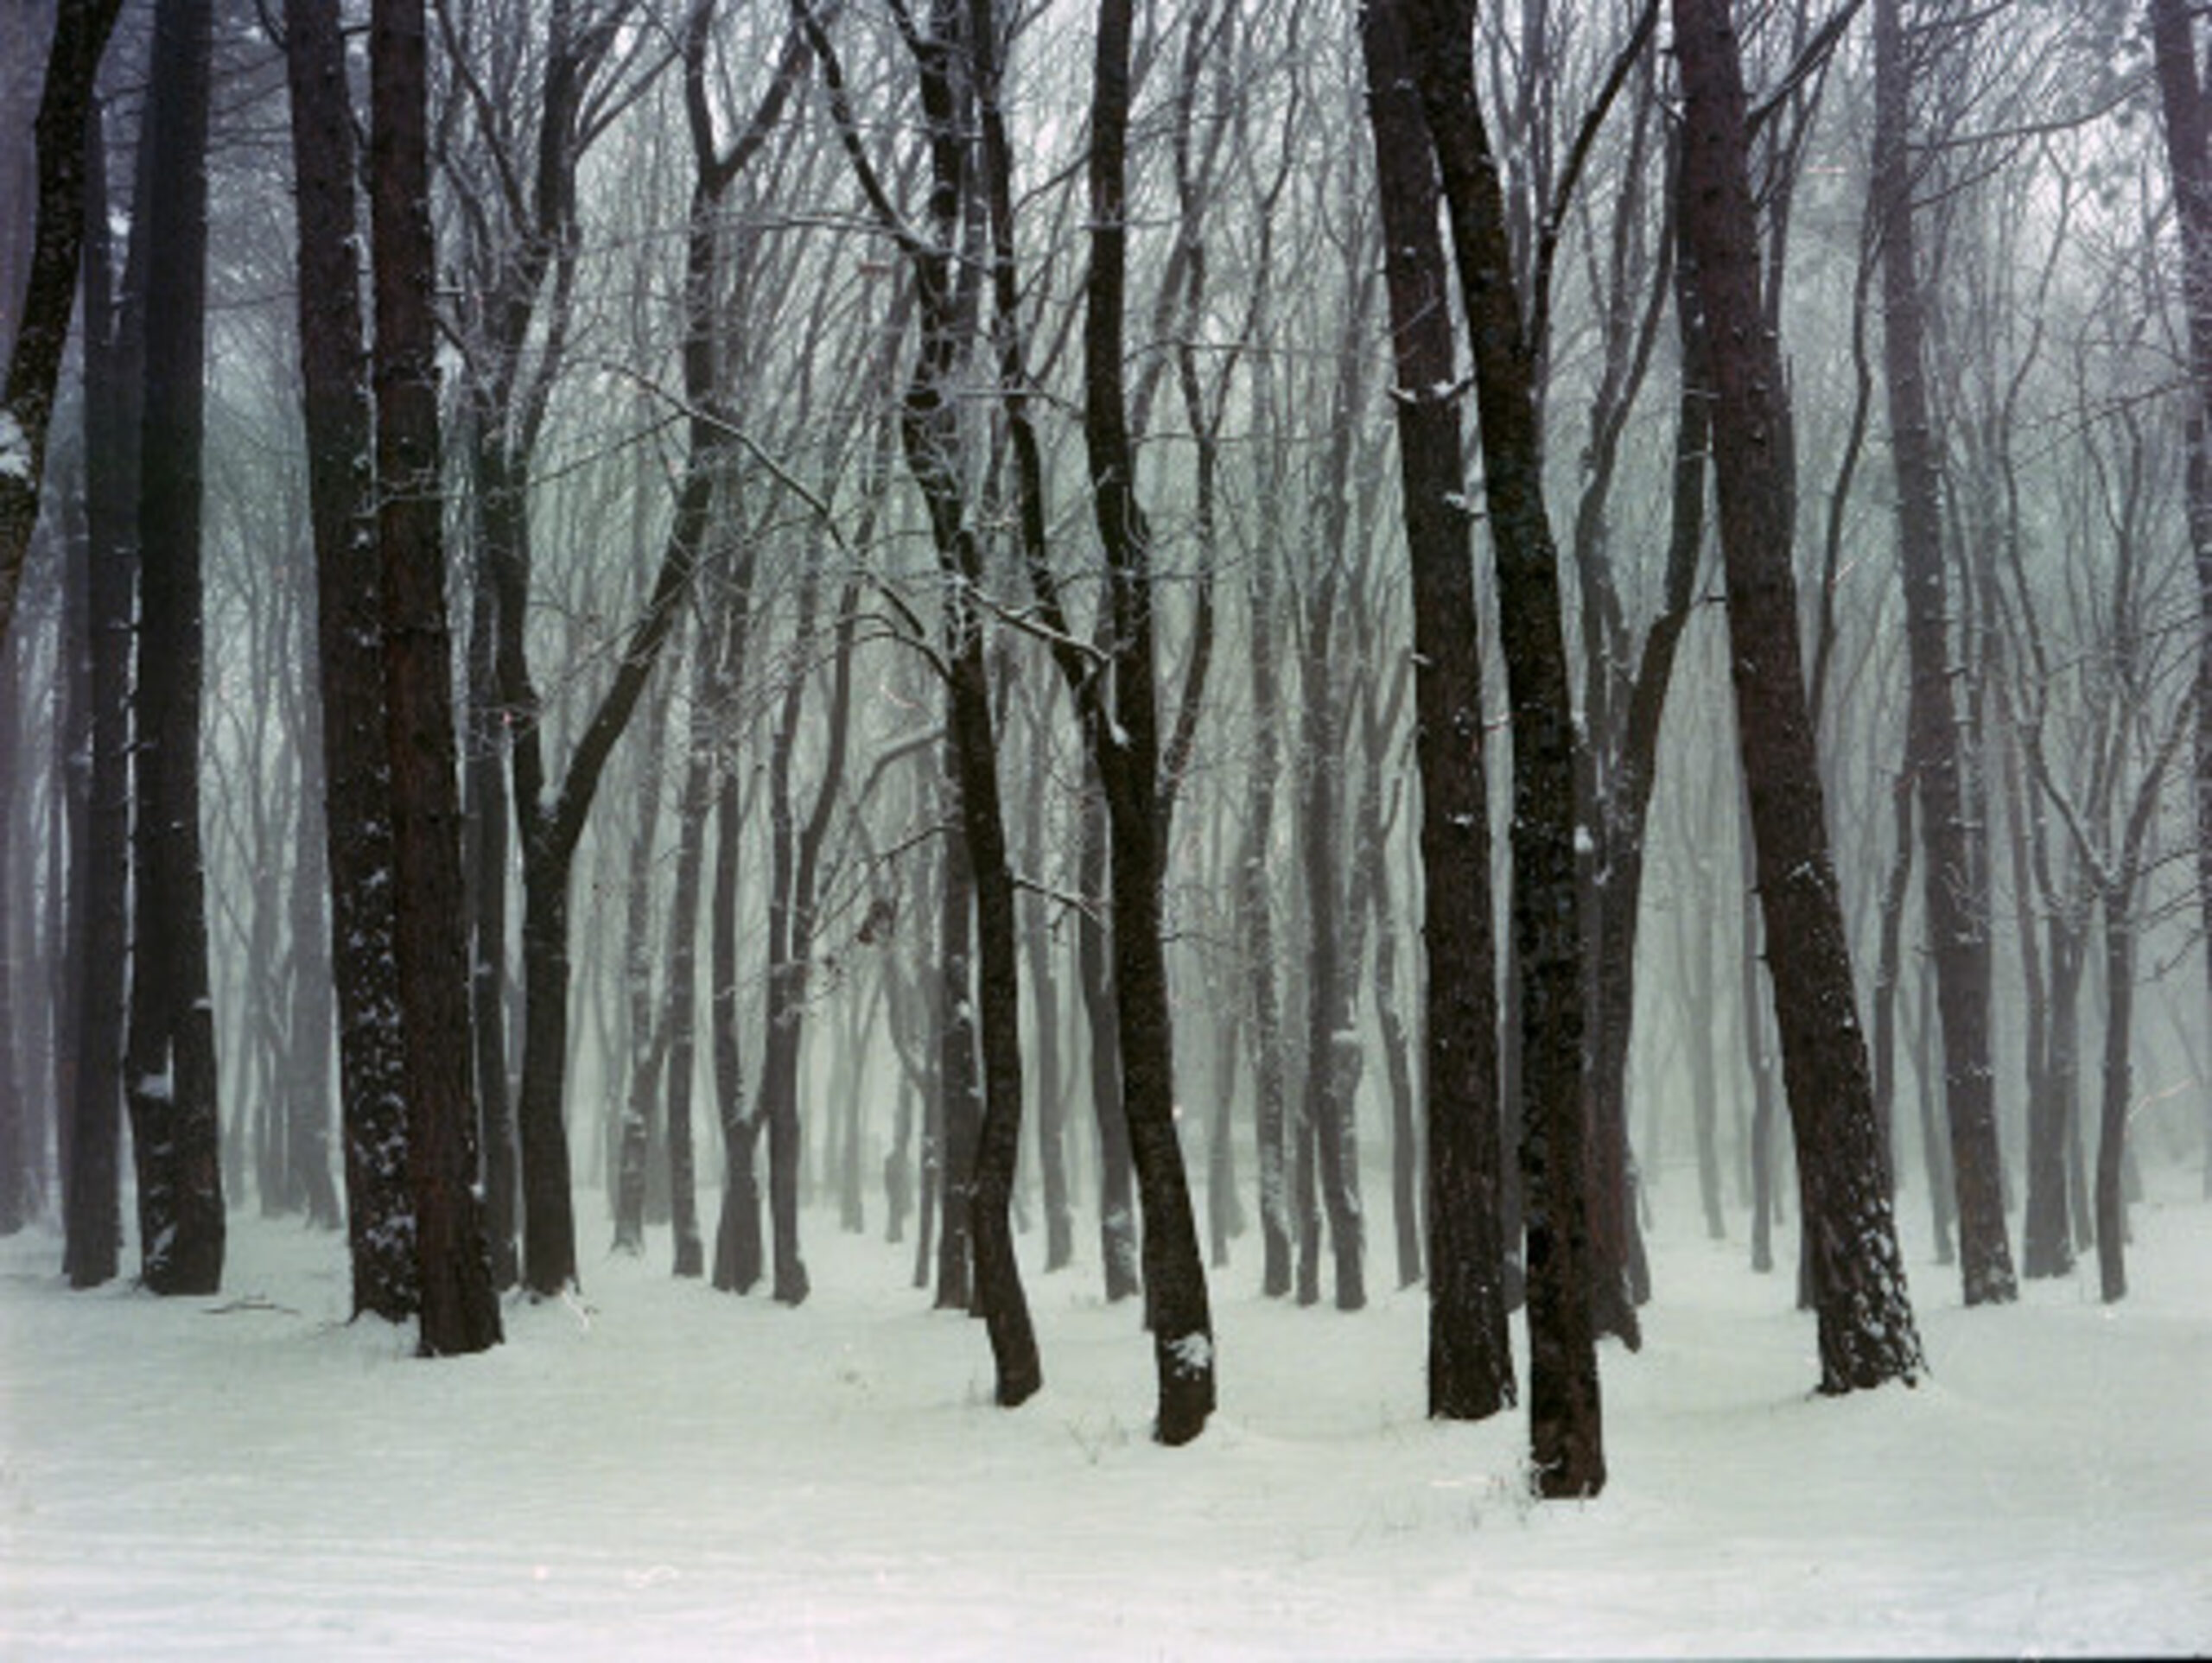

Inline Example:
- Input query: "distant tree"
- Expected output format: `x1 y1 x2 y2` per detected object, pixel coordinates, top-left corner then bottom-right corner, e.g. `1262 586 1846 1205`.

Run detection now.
126 0 225 1297
370 0 501 1355
1672 0 1924 1393
0 0 123 650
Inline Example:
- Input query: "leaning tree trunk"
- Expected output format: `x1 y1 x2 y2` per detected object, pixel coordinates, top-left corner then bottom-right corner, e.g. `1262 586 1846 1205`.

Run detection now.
0 0 123 649
1674 0 1923 1393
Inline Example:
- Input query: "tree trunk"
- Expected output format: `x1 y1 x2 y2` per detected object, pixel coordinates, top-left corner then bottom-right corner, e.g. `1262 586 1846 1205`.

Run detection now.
1872 0 2014 1306
1400 0 1600 1493
283 0 416 1319
1674 0 1923 1393
0 0 123 646
64 93 131 1292
371 0 501 1355
2150 0 2212 1218
1360 0 1513 1418
1084 0 1214 1445
126 0 223 1297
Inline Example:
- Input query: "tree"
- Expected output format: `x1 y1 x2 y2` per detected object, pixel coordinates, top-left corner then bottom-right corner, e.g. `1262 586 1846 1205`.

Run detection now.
1395 0 1614 1497
371 0 502 1355
126 0 225 1297
1672 0 1924 1393
1071 0 1215 1444
1357 0 1513 1421
2150 0 2212 1209
64 78 134 1292
1871 0 2015 1308
283 0 418 1322
0 0 123 651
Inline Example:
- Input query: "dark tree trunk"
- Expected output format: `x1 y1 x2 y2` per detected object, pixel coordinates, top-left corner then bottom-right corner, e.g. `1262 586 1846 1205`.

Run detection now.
283 0 416 1320
371 0 501 1356
1872 0 2014 1307
933 772 978 1312
126 0 223 1297
1360 0 1513 1419
1400 0 1600 1494
64 95 131 1292
2150 0 2212 1216
1674 0 1923 1393
462 514 516 1289
0 0 123 644
893 0 1039 1402
1084 0 1214 1444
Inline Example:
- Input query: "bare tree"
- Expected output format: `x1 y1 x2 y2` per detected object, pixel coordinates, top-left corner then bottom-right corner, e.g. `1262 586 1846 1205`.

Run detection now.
0 0 123 650
372 0 502 1355
1673 0 1924 1394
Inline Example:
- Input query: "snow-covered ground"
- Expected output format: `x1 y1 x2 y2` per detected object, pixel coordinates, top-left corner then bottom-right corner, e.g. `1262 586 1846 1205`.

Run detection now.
3 1164 2208 1659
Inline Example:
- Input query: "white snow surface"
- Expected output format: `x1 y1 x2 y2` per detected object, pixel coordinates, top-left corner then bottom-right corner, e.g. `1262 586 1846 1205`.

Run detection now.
4 1171 2209 1660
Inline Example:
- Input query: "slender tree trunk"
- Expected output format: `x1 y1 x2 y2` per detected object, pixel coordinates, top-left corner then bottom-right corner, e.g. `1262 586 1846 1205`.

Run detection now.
1401 0 1599 1491
0 0 123 646
1084 0 1214 1444
1242 550 1294 1298
1360 0 1512 1418
65 96 131 1291
2149 0 2212 1215
1675 0 1923 1393
1872 0 2013 1306
372 0 501 1355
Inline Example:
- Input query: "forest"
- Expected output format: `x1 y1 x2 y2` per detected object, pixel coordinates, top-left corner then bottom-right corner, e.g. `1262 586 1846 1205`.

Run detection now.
2 0 2209 1552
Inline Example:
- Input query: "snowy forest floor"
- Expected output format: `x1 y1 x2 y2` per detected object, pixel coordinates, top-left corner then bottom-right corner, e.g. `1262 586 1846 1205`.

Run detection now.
3 1162 2209 1660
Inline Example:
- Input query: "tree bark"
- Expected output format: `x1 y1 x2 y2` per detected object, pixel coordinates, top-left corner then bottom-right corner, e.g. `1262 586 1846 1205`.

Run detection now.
1399 0 1600 1494
1084 0 1215 1444
1872 0 2014 1307
283 0 417 1320
64 92 131 1291
0 0 122 649
126 0 224 1297
372 0 501 1355
1674 0 1923 1393
1360 0 1513 1420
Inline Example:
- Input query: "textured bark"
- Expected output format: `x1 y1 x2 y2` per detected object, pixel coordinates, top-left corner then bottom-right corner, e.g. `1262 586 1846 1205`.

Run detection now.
1242 549 1294 1298
2150 0 2212 1212
126 0 224 1298
1872 0 2014 1307
283 0 416 1320
1400 0 1599 1493
372 0 500 1355
1084 0 1214 1444
1360 0 1513 1419
0 0 123 649
64 97 130 1291
897 0 1038 1403
1674 0 1923 1394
